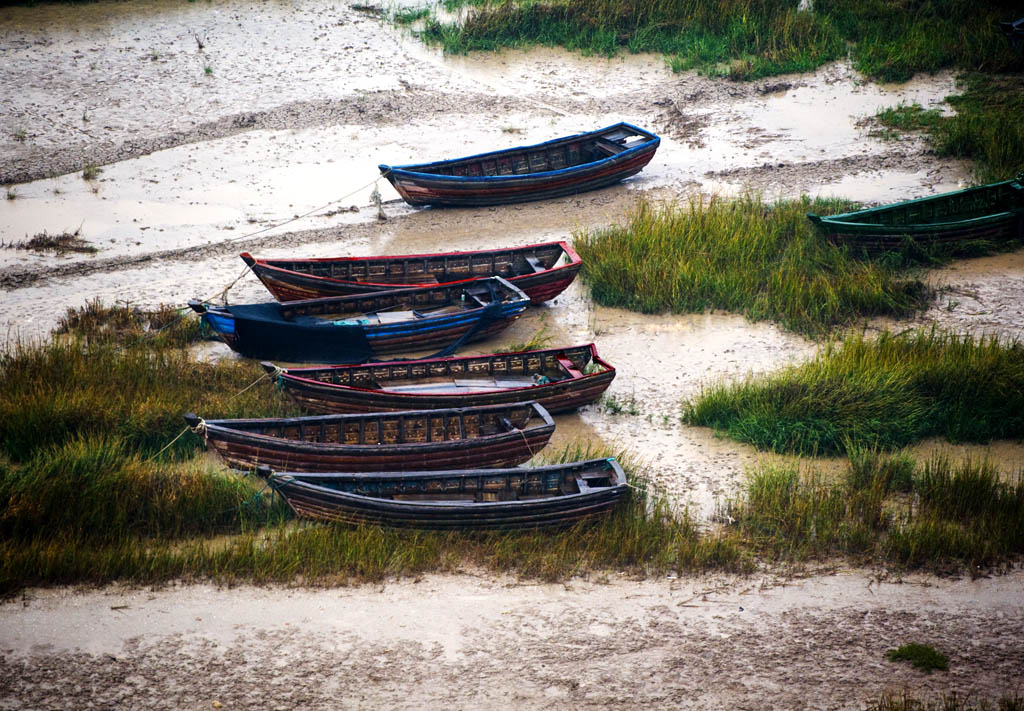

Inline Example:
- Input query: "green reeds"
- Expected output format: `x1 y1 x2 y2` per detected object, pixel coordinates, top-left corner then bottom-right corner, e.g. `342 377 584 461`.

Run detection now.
875 74 1024 182
684 329 1024 455
726 451 1024 569
0 437 287 543
574 196 930 337
868 692 1023 711
0 301 300 462
416 0 1022 81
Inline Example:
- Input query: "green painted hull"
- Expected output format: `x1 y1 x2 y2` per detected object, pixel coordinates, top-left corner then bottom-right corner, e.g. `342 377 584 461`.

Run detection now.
808 177 1024 253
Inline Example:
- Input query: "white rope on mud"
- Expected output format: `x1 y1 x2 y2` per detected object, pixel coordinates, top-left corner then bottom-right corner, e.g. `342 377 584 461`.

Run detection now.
218 172 389 247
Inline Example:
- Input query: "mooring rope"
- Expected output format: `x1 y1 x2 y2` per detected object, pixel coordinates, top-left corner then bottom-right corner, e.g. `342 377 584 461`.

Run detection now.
218 171 390 247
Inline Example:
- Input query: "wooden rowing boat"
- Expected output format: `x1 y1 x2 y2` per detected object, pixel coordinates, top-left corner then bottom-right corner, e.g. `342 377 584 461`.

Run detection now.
188 276 529 363
239 241 581 305
263 343 615 415
808 176 1024 253
184 401 554 473
257 457 627 529
380 122 660 207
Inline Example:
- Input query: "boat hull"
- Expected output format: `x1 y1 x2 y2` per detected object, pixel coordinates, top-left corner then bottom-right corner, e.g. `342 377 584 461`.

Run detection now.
809 178 1024 253
269 344 615 414
241 242 582 305
380 122 660 207
190 277 529 363
185 402 555 473
261 458 627 529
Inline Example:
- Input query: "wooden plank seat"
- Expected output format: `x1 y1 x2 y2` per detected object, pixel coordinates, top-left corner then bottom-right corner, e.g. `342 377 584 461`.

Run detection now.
524 256 546 273
556 355 583 378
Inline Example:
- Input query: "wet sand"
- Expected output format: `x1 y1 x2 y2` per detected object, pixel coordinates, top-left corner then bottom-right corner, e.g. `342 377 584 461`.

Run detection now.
2 1 1023 707
3 571 1023 709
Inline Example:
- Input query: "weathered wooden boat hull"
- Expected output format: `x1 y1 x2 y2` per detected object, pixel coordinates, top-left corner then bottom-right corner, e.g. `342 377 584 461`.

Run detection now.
266 344 615 415
260 458 627 529
184 402 554 473
380 123 660 207
189 277 529 363
240 241 582 305
808 177 1024 253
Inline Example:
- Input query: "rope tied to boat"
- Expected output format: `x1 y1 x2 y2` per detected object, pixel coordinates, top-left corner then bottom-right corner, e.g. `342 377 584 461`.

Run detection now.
186 417 208 437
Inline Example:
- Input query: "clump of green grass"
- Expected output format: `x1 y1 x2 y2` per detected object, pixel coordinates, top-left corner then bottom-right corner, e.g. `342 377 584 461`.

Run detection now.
574 196 930 337
54 299 199 347
82 163 101 180
601 392 640 416
726 451 1024 569
869 692 1023 711
415 0 1022 81
391 6 432 25
880 693 1024 711
685 329 1024 456
5 229 97 255
0 436 286 543
873 102 944 135
500 322 552 352
0 303 298 462
875 74 1024 182
886 643 949 673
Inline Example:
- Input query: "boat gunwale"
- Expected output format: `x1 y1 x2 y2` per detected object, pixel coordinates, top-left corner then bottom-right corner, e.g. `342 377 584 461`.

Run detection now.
379 122 660 183
191 401 555 453
264 457 627 511
240 241 581 291
275 343 613 397
808 178 1024 229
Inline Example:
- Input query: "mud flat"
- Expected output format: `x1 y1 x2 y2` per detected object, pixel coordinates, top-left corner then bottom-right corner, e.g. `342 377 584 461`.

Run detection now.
2 1 1024 706
2 571 1023 709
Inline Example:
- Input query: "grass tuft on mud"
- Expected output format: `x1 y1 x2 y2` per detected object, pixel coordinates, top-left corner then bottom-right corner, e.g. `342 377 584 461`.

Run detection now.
886 643 949 673
727 450 1024 570
684 329 1024 456
573 196 931 337
875 73 1024 182
417 0 1023 82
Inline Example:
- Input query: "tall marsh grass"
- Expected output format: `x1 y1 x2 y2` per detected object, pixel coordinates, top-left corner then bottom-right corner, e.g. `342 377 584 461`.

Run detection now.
727 451 1024 569
574 196 930 337
875 74 1024 182
416 0 1023 81
684 329 1024 455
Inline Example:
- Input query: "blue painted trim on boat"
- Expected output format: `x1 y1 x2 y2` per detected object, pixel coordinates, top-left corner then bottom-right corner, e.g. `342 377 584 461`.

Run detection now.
379 122 660 183
205 311 235 336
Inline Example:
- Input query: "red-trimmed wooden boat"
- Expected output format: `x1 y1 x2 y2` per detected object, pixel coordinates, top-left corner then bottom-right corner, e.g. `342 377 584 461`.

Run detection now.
256 457 627 530
240 241 581 305
188 276 528 363
808 176 1024 253
262 343 615 415
380 122 660 207
183 402 554 473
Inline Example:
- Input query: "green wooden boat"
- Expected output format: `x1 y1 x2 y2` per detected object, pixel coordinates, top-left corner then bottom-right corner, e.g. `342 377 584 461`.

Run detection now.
808 176 1024 253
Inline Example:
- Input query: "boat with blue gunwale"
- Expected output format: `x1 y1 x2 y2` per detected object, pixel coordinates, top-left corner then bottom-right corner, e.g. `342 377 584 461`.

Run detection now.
188 276 528 363
256 457 627 529
380 122 660 207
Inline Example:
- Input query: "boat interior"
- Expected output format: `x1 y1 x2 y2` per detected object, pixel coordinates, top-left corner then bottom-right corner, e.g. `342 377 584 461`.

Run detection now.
416 127 652 178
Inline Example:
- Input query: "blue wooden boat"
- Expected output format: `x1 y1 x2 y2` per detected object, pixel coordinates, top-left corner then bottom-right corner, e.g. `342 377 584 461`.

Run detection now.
188 276 529 363
380 122 660 207
257 457 627 529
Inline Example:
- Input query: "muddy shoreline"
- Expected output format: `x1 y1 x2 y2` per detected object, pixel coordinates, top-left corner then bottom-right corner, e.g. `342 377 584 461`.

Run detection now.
3 571 1023 710
2 1 1023 707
